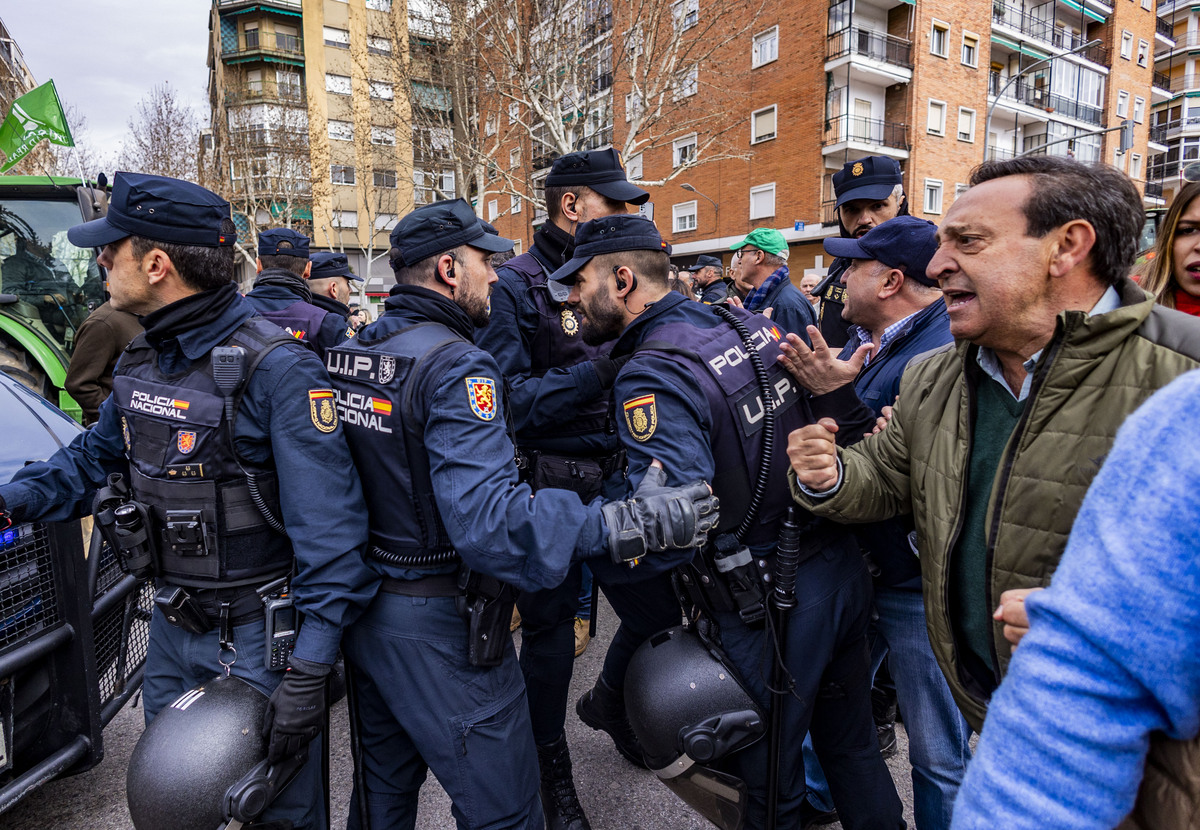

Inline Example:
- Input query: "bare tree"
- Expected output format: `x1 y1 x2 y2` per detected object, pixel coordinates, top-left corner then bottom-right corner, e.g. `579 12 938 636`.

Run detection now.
116 83 200 180
52 105 110 181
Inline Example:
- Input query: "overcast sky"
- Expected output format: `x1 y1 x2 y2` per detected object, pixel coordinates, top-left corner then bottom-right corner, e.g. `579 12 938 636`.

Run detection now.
3 2 212 164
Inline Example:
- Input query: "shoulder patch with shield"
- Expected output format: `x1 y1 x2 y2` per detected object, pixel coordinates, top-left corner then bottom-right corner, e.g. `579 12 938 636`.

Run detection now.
309 389 338 433
623 394 658 442
466 377 497 421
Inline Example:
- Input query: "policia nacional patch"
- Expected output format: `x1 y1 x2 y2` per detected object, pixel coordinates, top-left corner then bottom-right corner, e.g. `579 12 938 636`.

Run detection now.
309 389 339 433
622 394 657 442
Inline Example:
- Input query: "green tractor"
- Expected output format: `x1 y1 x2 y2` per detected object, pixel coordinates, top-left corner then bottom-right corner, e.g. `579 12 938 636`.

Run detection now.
0 176 109 422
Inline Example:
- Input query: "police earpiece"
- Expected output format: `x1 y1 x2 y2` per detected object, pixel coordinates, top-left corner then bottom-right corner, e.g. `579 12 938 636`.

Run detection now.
612 265 637 293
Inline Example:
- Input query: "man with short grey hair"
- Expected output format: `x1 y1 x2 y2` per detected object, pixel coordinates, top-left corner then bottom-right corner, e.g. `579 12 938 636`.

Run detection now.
728 228 815 339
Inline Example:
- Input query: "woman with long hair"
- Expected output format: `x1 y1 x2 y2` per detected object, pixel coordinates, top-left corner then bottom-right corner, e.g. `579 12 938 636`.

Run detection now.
1143 180 1200 316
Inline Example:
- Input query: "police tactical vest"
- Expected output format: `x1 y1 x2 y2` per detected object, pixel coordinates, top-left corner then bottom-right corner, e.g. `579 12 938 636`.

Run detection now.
325 322 474 562
110 318 295 588
502 253 612 438
637 305 811 546
257 300 330 346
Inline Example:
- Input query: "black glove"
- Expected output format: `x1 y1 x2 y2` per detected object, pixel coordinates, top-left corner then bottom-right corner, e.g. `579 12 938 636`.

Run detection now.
262 656 330 764
601 464 720 564
590 355 630 389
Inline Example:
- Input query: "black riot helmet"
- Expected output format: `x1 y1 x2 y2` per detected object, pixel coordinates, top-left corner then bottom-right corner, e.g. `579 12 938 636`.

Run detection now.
625 626 766 830
127 675 270 830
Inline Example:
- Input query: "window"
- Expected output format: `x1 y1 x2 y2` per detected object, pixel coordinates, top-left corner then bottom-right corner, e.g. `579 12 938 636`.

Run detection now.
927 100 946 136
246 69 263 94
625 91 643 122
374 170 397 188
673 65 699 100
487 199 499 221
751 105 777 143
1120 30 1133 59
924 179 944 214
508 102 520 124
625 152 643 180
275 24 299 52
1117 90 1130 118
511 194 522 214
371 126 395 145
753 26 778 68
672 0 699 31
331 164 356 185
1130 153 1143 179
673 201 698 233
332 210 358 229
930 21 949 58
328 120 354 141
374 213 398 230
326 73 351 95
277 70 302 101
369 80 393 100
1142 0 1152 8
366 0 392 9
673 133 698 167
509 147 520 168
485 115 498 136
957 107 976 142
749 183 776 220
441 170 456 198
323 27 349 48
1137 39 1149 67
955 182 969 200
961 32 978 67
1134 96 1146 124
368 36 391 55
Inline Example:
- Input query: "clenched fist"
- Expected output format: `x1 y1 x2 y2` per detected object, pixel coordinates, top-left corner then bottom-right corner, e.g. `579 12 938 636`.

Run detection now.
788 417 840 492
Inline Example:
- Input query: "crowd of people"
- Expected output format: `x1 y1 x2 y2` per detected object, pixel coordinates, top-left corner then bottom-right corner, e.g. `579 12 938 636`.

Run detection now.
2 144 1200 830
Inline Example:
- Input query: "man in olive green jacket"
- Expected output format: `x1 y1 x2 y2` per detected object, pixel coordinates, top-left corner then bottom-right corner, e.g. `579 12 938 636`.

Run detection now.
786 155 1200 734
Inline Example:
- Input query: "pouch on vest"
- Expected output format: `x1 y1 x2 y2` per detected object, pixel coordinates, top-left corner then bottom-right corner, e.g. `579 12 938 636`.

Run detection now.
455 568 516 667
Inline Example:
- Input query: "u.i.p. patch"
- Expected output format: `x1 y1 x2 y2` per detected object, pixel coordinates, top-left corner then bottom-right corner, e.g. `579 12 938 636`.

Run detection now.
622 394 657 442
466 377 497 421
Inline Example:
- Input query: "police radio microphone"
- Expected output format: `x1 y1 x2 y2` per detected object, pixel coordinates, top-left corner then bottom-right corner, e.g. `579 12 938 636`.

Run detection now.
212 346 247 421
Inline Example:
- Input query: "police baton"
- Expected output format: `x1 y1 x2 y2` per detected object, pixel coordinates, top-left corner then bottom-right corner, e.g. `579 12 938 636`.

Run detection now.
764 507 803 830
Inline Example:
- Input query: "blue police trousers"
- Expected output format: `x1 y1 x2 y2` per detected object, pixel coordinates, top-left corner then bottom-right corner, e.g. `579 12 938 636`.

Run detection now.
343 592 543 830
143 609 327 830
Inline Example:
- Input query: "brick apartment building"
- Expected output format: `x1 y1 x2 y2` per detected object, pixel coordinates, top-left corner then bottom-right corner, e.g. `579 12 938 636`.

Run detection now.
489 0 1164 283
1151 0 1199 206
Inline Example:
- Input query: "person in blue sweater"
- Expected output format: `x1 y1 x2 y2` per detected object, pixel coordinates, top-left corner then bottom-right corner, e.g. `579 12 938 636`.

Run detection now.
950 368 1200 830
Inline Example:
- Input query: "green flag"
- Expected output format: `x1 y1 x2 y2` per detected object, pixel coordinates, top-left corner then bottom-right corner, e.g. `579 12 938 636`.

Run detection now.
0 80 74 173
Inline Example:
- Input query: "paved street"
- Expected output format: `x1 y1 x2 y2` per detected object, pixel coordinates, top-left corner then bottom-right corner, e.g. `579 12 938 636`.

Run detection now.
3 599 917 829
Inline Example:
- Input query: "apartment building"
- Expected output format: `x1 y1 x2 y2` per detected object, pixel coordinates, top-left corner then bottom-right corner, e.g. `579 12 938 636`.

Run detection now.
1151 0 1197 206
207 0 424 299
488 0 1163 277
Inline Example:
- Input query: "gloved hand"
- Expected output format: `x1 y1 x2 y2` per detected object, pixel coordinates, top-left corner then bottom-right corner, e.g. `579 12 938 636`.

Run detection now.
601 462 720 564
591 355 630 390
262 656 330 764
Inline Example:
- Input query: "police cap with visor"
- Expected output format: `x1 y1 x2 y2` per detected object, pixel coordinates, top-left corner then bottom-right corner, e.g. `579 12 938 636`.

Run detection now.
67 171 236 249
309 251 363 282
685 254 723 273
549 214 669 285
388 198 514 270
832 156 903 208
257 228 310 258
823 216 940 287
545 147 650 206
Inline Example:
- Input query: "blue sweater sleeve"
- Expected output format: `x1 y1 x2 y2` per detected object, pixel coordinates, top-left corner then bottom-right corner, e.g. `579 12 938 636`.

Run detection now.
951 369 1200 830
475 267 605 434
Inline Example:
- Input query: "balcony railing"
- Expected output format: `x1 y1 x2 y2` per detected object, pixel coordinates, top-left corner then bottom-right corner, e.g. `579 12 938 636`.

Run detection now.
991 3 1088 52
1154 70 1171 91
826 27 913 69
822 199 839 225
822 114 909 151
223 31 303 58
218 0 301 7
986 145 1017 161
1166 31 1200 51
1170 73 1200 93
1157 18 1176 41
1149 124 1168 144
988 72 1102 126
1081 42 1110 66
1144 180 1164 199
1150 161 1179 180
1157 115 1200 133
224 83 305 106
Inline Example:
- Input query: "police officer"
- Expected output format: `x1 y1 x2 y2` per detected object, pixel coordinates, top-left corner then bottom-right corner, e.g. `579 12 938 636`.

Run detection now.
246 228 354 359
812 156 908 349
555 215 905 830
684 254 730 304
307 250 362 326
0 172 379 830
325 198 717 830
476 148 681 830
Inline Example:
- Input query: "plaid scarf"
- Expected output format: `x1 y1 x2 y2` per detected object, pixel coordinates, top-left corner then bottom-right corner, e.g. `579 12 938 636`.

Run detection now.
743 264 789 312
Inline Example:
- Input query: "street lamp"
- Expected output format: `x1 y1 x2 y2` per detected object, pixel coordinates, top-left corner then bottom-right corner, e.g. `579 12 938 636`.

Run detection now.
983 38 1102 160
680 183 719 228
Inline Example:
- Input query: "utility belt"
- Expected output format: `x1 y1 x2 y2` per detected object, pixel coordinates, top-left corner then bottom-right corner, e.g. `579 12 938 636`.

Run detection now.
516 448 626 498
677 522 839 628
381 566 516 668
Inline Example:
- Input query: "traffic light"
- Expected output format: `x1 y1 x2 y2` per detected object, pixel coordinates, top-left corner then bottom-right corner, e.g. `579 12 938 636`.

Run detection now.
1119 119 1135 153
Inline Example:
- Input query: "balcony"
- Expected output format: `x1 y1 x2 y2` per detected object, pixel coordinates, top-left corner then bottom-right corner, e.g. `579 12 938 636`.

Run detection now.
822 114 909 152
1149 124 1168 146
1144 179 1164 200
826 27 913 69
1154 70 1171 91
986 145 1018 161
989 71 1103 126
224 82 305 106
1158 114 1200 136
1169 73 1200 93
218 0 301 8
1157 18 1176 42
222 31 304 63
991 3 1089 52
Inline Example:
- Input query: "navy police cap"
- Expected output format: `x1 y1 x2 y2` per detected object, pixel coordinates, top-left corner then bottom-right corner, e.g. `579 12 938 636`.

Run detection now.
832 156 903 208
309 251 363 282
389 198 514 269
258 228 310 258
545 148 649 206
685 254 722 272
67 171 235 249
823 216 940 287
549 215 669 285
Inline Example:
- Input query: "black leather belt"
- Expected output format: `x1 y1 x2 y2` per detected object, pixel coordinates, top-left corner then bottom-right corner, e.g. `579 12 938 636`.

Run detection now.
380 573 462 597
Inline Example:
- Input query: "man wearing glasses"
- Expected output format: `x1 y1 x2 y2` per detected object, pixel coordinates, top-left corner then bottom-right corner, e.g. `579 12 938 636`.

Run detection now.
728 228 817 342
